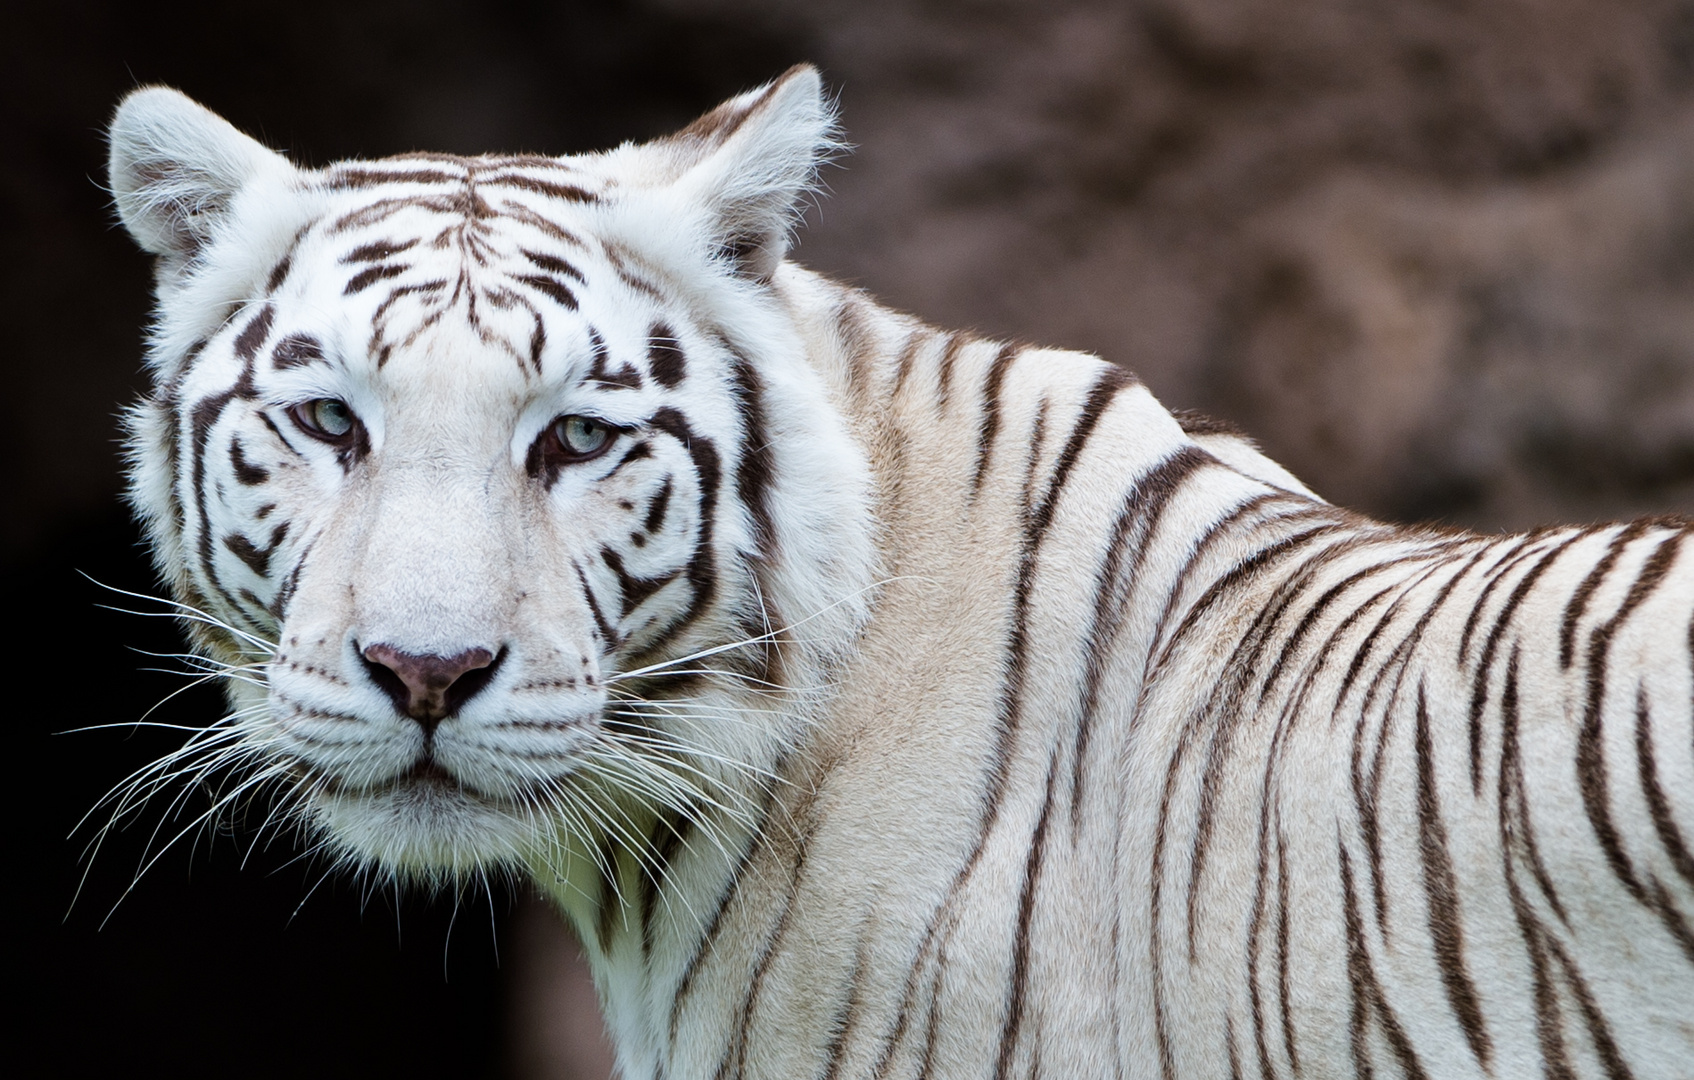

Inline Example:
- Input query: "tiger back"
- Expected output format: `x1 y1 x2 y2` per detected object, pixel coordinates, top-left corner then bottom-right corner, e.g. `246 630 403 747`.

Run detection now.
106 67 1694 1079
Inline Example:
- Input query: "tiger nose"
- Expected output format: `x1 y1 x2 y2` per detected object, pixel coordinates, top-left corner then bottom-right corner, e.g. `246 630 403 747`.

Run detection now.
360 643 499 730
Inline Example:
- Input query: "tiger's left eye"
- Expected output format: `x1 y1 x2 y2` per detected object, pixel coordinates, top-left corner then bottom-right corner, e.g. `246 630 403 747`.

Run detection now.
553 415 613 460
289 398 358 441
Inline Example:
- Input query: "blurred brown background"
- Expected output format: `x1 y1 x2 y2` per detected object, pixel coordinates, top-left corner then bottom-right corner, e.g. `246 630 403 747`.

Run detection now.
8 1 1691 1077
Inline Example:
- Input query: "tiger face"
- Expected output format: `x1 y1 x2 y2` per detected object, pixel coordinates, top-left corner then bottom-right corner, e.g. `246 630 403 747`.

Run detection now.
109 67 875 883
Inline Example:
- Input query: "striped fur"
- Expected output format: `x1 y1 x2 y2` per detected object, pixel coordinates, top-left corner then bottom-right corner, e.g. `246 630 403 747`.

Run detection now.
108 69 1694 1079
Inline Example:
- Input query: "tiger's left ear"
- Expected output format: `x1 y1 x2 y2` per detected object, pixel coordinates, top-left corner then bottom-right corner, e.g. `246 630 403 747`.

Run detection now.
655 65 839 282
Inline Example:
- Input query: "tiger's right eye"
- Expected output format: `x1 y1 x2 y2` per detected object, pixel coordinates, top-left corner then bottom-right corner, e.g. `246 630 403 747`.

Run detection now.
289 398 357 441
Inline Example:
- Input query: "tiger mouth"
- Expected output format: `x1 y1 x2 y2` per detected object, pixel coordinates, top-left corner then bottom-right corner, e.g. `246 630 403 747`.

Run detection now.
311 755 527 808
400 758 458 787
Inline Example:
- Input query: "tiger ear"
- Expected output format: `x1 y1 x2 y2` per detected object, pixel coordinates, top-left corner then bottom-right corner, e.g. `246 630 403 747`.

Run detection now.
108 87 292 261
657 65 839 282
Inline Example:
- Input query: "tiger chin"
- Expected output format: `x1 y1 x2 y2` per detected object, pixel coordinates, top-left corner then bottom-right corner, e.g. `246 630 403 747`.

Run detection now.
106 66 1693 1079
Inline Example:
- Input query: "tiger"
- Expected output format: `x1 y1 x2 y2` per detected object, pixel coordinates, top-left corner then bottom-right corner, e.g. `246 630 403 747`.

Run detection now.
103 65 1694 1079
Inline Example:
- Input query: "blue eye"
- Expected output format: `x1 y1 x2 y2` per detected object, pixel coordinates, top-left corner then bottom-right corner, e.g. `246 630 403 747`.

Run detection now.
553 415 613 459
290 398 357 441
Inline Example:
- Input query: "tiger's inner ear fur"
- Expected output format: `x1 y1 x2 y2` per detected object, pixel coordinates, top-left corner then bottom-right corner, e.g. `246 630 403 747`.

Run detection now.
648 64 839 282
108 87 293 264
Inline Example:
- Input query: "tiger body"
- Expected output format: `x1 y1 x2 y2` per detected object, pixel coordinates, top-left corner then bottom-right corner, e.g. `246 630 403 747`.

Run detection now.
106 68 1694 1079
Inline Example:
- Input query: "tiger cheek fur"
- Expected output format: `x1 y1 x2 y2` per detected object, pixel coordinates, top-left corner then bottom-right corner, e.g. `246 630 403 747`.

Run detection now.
107 67 1694 1080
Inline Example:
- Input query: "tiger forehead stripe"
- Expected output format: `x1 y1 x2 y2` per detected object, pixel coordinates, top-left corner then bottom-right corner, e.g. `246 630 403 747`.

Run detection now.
271 334 325 370
647 323 686 388
587 329 644 390
480 172 599 203
522 248 586 283
341 237 418 264
343 262 408 296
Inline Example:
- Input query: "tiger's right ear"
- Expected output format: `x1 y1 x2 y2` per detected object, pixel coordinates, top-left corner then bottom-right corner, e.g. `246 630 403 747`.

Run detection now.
644 65 840 283
108 87 292 261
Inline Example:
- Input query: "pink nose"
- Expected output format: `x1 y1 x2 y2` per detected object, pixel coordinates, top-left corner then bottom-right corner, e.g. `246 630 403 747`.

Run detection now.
360 643 497 729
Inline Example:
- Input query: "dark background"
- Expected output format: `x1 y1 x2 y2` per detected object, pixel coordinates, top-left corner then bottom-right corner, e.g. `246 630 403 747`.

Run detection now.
9 1 1693 1077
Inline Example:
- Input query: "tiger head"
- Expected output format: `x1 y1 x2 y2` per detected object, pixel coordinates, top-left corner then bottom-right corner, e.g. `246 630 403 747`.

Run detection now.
107 67 876 892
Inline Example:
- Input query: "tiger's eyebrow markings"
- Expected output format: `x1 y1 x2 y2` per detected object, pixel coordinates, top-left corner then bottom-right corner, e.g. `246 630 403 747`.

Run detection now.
266 253 293 293
345 262 409 296
522 248 587 283
587 328 644 390
324 167 463 189
647 323 686 388
481 172 600 203
341 237 419 264
272 334 327 370
500 203 587 248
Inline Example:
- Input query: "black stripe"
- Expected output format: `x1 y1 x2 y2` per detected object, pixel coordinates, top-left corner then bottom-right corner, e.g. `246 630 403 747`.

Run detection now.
189 307 267 625
648 323 686 388
717 819 816 1080
1497 648 1579 1080
517 272 578 310
344 263 408 295
1339 843 1430 1080
341 237 419 264
894 362 1152 1079
1498 646 1572 926
271 333 326 371
1070 446 1216 836
1576 532 1685 924
666 789 775 1044
728 353 777 559
644 477 673 535
522 247 587 283
994 750 1059 1080
1275 831 1299 1073
265 253 293 293
232 304 275 362
229 439 268 485
1544 935 1637 1080
1636 686 1694 889
1457 533 1545 662
970 345 1020 496
1560 522 1647 668
1150 523 1341 681
1030 365 1135 536
1261 547 1453 706
1172 408 1250 439
573 561 619 647
1414 682 1493 1068
1467 532 1584 793
1245 563 1433 1078
819 928 875 1080
272 546 307 620
604 440 653 478
1183 528 1365 958
481 172 599 203
890 329 925 399
326 167 462 189
1346 545 1497 927
638 409 722 652
639 810 691 959
222 522 288 578
936 334 966 408
601 546 676 615
593 830 622 951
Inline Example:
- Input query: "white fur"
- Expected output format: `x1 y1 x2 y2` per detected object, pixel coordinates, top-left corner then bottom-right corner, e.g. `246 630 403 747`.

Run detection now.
110 71 1694 1079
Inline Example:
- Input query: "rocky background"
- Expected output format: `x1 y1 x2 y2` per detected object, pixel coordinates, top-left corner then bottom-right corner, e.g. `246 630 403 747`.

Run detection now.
9 1 1692 1077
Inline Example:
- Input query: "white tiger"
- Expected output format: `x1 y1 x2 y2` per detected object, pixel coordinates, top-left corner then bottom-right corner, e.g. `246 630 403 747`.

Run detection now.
105 66 1694 1079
